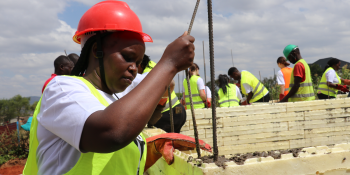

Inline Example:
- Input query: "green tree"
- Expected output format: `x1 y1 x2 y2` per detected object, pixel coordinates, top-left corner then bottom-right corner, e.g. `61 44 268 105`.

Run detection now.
261 74 280 100
0 95 30 123
309 64 323 84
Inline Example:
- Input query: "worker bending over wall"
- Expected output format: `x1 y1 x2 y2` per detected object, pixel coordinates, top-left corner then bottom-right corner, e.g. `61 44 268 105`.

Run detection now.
228 67 270 104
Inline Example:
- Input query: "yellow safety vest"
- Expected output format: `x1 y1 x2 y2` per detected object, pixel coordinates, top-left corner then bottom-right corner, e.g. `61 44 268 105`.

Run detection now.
142 60 157 74
288 59 315 102
317 67 341 97
241 71 269 103
142 60 180 112
23 76 147 175
218 84 239 107
183 75 205 109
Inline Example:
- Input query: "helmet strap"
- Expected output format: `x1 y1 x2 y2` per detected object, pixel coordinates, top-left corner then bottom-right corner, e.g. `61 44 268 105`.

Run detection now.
95 31 108 90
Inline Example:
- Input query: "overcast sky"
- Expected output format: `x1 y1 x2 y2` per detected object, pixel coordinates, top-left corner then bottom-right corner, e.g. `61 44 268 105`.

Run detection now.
1 0 350 98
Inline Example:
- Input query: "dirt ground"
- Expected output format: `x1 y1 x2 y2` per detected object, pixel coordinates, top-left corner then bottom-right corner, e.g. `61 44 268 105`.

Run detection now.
0 158 27 175
201 148 303 167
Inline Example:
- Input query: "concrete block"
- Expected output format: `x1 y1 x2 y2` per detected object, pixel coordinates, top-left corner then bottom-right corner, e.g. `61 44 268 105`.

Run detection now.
281 153 294 159
302 147 317 154
289 117 350 131
245 158 259 164
218 141 289 155
223 130 304 145
334 143 350 150
304 126 350 138
290 135 350 149
260 156 274 162
221 122 288 136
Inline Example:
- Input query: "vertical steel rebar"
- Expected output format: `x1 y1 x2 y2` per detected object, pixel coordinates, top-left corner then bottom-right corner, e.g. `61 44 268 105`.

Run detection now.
203 41 208 108
185 0 201 158
207 0 218 161
168 86 174 132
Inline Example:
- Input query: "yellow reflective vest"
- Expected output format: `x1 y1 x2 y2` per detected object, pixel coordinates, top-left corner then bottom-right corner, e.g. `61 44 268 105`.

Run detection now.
218 84 239 107
241 71 268 103
183 75 205 109
317 67 341 97
23 76 147 175
142 61 180 112
288 59 315 102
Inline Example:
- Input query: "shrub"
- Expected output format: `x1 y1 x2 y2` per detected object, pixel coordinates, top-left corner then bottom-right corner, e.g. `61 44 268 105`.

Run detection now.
0 127 29 165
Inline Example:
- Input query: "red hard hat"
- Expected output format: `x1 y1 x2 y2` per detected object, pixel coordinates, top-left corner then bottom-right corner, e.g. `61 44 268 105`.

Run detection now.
73 0 152 44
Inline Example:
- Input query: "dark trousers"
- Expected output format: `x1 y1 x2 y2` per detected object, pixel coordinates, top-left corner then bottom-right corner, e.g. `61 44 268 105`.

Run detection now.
154 104 187 133
317 93 335 99
254 93 271 103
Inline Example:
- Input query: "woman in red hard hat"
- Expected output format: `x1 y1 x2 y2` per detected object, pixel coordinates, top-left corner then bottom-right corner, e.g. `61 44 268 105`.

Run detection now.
23 1 209 174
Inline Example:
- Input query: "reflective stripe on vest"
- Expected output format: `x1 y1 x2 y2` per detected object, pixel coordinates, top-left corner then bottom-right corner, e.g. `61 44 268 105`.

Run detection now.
281 67 292 96
240 71 269 103
143 61 181 113
218 84 240 107
162 91 180 113
183 75 205 109
23 76 147 175
288 59 315 102
142 60 157 74
317 67 341 97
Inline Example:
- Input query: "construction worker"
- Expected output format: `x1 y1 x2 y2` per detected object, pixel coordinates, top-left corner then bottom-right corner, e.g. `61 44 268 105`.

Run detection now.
182 63 209 109
280 45 315 102
41 55 73 93
228 67 270 104
24 1 206 174
68 53 79 65
217 74 242 107
317 58 350 99
138 54 157 74
277 56 293 101
132 54 186 133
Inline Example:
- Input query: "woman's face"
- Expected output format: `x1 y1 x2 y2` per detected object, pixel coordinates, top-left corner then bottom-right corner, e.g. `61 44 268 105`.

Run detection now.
334 61 341 71
102 31 145 93
277 63 284 69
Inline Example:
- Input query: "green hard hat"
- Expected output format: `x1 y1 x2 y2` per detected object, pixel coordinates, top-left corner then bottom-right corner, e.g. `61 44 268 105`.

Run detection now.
283 44 298 60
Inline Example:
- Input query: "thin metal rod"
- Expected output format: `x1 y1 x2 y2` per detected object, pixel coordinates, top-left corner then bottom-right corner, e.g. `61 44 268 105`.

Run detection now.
231 49 234 66
207 0 218 161
185 0 201 158
64 50 68 56
168 86 174 133
203 41 208 108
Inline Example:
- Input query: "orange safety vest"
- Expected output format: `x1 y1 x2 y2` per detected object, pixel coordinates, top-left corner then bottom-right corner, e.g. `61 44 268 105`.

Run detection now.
281 67 292 96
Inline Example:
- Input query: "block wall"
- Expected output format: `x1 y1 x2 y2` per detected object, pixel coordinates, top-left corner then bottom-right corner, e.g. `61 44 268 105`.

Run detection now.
180 98 350 155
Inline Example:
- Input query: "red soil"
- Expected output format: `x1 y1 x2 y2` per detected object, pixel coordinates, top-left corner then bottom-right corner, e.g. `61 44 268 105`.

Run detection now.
0 158 26 175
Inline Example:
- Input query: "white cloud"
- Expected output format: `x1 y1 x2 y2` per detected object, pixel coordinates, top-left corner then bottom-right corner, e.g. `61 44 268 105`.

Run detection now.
1 0 350 98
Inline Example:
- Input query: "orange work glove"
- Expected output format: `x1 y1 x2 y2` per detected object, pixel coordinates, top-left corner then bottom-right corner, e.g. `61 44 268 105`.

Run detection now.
336 84 349 92
145 133 212 171
206 99 211 108
279 94 285 101
343 79 350 85
158 98 167 106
